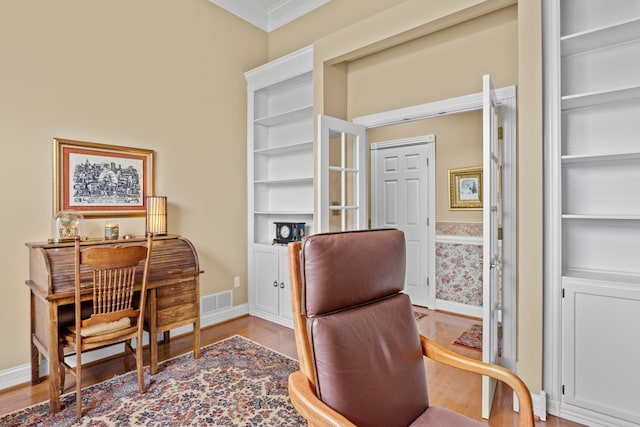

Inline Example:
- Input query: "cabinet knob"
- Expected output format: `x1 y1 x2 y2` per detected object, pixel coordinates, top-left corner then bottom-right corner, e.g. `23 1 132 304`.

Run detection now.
279 282 285 289
273 280 278 287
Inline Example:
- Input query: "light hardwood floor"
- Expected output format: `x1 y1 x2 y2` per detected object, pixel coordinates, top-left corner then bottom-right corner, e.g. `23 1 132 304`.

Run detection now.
0 310 584 426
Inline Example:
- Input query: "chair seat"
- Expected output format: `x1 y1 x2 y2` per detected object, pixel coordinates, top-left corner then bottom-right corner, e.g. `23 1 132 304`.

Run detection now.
409 406 486 427
79 316 131 337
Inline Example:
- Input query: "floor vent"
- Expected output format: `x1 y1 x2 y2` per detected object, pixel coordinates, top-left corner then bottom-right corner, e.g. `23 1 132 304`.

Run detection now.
201 290 233 315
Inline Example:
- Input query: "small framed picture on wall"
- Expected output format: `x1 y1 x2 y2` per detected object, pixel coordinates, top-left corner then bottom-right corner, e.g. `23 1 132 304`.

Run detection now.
448 166 482 210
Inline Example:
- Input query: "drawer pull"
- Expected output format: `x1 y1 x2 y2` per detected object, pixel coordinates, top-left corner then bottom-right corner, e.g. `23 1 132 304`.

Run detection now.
279 282 285 289
273 281 278 288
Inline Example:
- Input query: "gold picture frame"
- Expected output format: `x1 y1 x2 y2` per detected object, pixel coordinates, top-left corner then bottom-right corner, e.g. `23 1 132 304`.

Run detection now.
448 166 482 210
53 138 154 217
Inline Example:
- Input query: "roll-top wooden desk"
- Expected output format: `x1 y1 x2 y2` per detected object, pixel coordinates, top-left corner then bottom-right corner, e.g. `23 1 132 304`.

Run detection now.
26 234 203 413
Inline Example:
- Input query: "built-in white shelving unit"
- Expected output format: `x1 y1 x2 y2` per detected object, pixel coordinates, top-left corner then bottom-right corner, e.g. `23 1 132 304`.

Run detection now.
545 1 640 425
245 45 314 328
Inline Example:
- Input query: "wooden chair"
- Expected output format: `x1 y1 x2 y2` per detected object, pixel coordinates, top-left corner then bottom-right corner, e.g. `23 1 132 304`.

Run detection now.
58 234 153 417
287 229 534 427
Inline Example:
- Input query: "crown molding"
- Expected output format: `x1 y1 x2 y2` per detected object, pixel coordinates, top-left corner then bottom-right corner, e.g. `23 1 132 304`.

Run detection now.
209 0 329 32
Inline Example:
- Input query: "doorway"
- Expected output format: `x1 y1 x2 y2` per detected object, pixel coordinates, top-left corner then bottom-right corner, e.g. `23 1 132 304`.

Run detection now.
353 84 517 376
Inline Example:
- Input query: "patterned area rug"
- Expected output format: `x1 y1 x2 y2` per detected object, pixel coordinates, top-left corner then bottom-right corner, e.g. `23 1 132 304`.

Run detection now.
413 310 427 321
453 323 483 351
1 335 306 426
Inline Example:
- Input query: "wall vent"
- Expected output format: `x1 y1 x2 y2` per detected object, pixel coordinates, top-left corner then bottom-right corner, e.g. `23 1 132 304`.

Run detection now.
201 290 233 315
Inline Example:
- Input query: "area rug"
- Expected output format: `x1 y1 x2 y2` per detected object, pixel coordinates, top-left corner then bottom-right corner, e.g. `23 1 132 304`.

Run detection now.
453 323 483 351
413 310 427 322
452 323 502 357
0 335 306 426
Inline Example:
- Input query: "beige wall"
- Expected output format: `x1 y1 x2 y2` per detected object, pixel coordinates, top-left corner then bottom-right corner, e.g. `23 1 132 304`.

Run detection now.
516 0 543 393
347 6 517 224
0 0 266 369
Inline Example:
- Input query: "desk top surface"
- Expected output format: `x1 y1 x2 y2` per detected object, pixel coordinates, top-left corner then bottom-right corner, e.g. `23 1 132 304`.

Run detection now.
26 234 181 249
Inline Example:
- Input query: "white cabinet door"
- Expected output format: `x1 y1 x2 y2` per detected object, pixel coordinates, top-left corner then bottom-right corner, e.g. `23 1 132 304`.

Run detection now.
562 278 640 425
254 246 280 317
278 246 293 321
253 245 293 324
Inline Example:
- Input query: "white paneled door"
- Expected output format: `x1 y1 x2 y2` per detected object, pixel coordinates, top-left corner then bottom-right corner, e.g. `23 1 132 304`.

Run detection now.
482 74 501 419
371 136 435 308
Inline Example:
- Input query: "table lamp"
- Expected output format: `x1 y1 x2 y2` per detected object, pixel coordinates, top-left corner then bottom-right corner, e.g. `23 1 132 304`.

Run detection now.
146 196 167 236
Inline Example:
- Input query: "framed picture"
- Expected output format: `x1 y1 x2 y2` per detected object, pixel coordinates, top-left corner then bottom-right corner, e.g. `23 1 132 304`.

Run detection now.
53 138 154 217
448 166 482 210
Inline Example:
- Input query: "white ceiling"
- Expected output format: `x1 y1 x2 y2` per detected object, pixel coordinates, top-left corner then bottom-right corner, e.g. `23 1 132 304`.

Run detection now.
208 0 330 32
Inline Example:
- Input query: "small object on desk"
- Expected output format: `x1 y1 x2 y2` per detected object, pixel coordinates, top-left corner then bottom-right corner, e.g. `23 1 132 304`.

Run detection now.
49 210 85 243
104 222 119 240
123 234 135 240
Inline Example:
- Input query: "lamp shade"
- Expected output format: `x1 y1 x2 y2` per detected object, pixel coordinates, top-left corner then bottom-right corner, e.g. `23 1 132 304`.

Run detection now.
146 196 167 236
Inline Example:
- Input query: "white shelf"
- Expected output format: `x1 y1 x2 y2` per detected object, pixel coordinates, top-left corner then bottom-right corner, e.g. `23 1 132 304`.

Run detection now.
561 18 640 56
561 85 640 110
563 269 640 286
254 210 314 216
562 214 640 220
254 105 313 127
254 140 313 156
254 177 313 185
562 151 640 164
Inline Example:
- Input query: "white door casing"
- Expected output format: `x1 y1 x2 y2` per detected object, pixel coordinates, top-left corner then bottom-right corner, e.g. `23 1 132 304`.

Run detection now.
371 136 435 308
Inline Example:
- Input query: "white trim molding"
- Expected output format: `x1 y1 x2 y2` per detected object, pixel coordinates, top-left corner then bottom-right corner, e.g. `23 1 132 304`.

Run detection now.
208 0 330 32
514 389 548 421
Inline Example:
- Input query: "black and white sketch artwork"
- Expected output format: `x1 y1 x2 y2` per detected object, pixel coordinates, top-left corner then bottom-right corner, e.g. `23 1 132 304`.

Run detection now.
68 152 143 207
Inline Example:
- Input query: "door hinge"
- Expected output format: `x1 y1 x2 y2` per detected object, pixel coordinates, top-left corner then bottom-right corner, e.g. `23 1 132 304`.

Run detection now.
562 288 565 298
562 384 565 395
498 126 503 140
426 157 429 166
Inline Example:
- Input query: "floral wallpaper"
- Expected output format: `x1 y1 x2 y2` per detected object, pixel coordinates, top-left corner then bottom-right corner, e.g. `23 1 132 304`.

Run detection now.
436 222 483 307
436 221 482 237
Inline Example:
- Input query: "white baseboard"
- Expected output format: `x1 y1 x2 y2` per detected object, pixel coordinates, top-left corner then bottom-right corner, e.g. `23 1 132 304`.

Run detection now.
435 299 482 318
513 389 547 421
0 303 249 391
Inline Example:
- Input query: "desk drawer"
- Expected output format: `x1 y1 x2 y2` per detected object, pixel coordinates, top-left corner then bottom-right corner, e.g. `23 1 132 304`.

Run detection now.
156 281 196 310
156 303 197 326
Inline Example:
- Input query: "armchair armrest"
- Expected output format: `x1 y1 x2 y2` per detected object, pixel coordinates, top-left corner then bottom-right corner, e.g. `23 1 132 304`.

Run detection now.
420 335 535 427
288 371 356 427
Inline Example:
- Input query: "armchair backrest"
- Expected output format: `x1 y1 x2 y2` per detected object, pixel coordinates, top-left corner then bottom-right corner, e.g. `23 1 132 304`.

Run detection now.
290 229 429 427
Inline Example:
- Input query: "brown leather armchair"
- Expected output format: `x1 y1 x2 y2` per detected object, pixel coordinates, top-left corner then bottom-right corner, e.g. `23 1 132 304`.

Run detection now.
287 229 534 427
